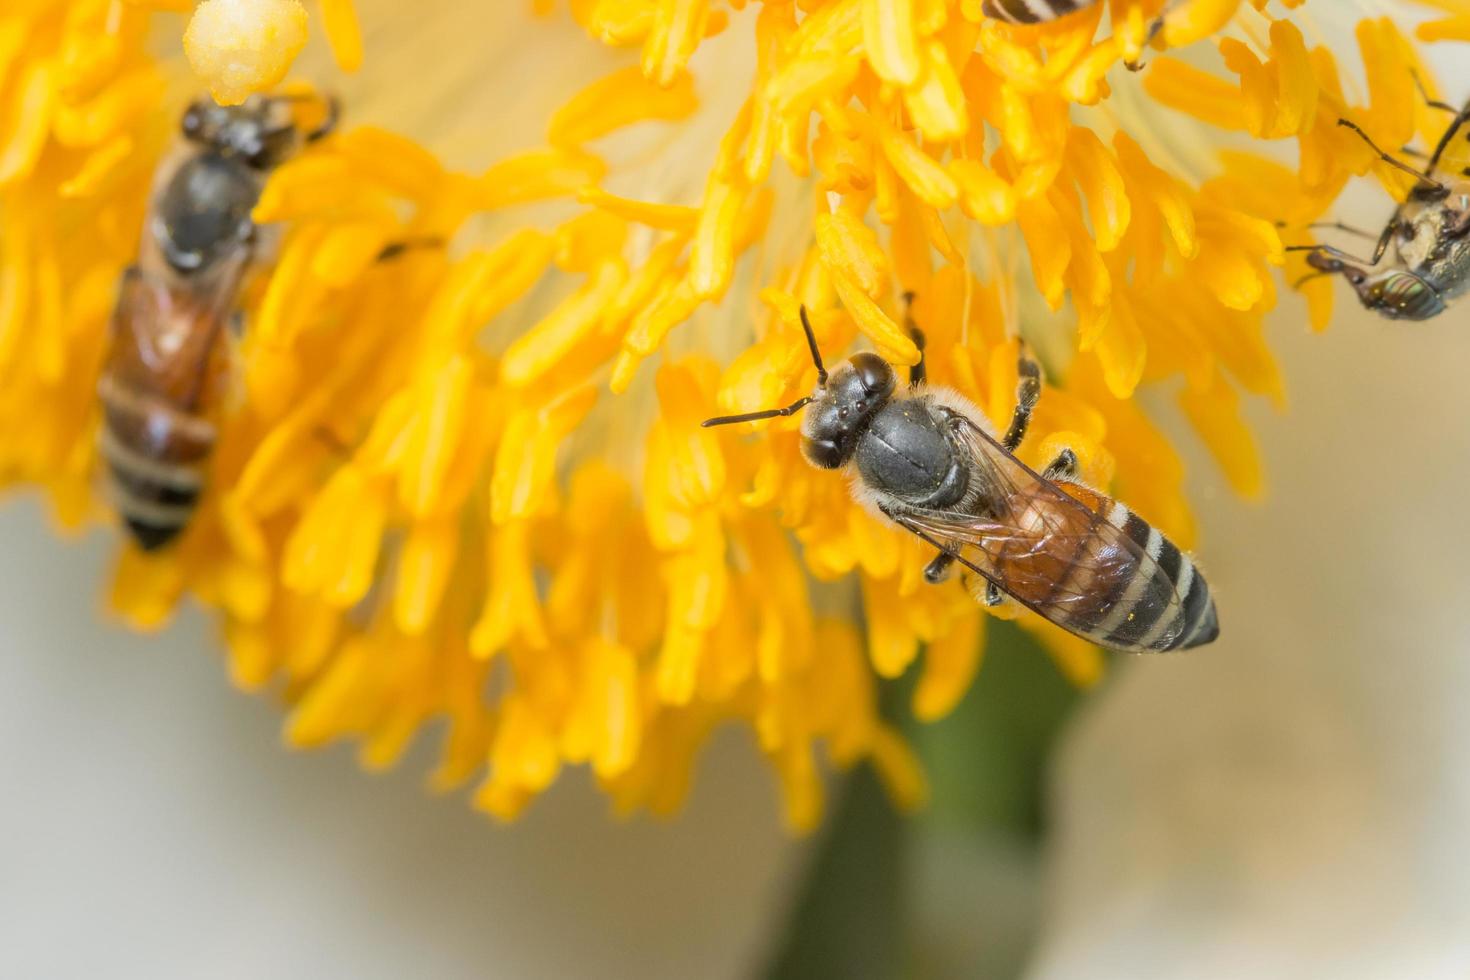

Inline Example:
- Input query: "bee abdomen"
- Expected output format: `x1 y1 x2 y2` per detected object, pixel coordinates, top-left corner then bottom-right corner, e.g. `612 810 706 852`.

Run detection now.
1087 502 1218 653
98 377 214 550
981 0 1093 24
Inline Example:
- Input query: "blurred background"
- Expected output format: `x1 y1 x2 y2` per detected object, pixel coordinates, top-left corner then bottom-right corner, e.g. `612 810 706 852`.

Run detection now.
6 269 1470 979
6 4 1470 978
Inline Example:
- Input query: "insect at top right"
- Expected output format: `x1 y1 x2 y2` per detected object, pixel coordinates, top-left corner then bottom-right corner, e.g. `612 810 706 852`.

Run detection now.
1291 82 1470 321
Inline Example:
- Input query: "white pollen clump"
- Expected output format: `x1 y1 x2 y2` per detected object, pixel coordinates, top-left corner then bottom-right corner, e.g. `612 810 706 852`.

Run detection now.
183 0 309 106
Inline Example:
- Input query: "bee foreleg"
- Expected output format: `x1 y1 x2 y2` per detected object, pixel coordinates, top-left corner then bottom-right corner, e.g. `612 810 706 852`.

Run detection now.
902 291 926 388
1002 345 1042 452
1337 118 1448 196
1041 448 1079 483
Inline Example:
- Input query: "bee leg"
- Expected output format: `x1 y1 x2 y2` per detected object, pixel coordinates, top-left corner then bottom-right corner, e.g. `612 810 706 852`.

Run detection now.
1042 448 1079 483
923 551 957 585
1337 118 1448 197
881 504 997 592
983 580 1004 607
304 93 341 143
1123 13 1166 72
1299 220 1379 241
1411 70 1460 114
1001 345 1042 452
376 237 446 262
903 291 926 388
1286 242 1380 273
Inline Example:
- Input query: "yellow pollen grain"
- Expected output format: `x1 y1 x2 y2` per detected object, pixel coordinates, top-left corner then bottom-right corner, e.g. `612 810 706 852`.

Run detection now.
183 0 309 106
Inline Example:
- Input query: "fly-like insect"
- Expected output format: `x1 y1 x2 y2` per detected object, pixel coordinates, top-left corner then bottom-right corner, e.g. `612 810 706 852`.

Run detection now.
703 308 1219 653
1291 83 1470 321
97 92 337 550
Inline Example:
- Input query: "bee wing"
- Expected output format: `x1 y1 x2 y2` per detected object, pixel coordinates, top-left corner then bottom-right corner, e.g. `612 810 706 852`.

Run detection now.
105 255 247 409
897 414 1188 650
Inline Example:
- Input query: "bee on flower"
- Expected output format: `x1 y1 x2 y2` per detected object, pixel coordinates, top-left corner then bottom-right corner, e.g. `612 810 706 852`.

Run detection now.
0 0 1463 828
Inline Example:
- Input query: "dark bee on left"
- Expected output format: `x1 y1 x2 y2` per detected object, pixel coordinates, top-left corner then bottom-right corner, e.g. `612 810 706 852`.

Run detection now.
97 92 337 550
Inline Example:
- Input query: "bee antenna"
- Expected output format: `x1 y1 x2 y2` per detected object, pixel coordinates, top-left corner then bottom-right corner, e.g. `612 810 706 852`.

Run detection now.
703 305 827 427
798 306 828 387
701 397 814 428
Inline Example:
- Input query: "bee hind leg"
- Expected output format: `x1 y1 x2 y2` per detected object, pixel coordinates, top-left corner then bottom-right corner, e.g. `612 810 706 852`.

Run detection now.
1002 345 1042 452
1042 448 1079 483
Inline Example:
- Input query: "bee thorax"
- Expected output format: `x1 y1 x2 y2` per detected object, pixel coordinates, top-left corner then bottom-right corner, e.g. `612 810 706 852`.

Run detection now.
854 399 970 509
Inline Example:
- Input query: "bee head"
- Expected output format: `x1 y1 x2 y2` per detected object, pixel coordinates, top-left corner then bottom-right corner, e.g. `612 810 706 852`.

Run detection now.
799 352 895 469
181 92 337 170
701 307 897 468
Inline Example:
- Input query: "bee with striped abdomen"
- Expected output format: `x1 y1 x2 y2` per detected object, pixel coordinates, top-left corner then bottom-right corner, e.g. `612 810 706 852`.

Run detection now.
98 92 336 550
981 0 1097 24
1290 88 1470 321
703 308 1219 653
981 0 1168 68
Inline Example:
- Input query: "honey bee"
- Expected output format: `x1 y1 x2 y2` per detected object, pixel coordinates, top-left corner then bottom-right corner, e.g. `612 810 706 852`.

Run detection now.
98 92 336 550
981 0 1167 68
981 0 1099 24
1292 89 1470 321
703 309 1219 653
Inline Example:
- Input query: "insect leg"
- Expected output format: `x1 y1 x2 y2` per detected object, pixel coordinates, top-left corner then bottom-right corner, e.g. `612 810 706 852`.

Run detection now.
983 581 1004 607
1301 220 1379 240
1123 10 1167 72
1337 118 1448 195
1369 217 1402 266
1001 345 1042 452
1411 70 1459 114
1041 448 1079 482
923 551 956 585
880 504 999 590
376 237 446 262
903 292 926 388
1285 242 1380 269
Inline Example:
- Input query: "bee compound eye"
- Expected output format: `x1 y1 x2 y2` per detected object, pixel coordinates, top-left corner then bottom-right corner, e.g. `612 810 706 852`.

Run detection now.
849 352 895 396
802 437 845 469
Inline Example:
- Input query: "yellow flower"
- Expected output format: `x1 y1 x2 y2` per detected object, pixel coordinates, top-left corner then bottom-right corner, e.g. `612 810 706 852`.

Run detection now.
0 0 1454 828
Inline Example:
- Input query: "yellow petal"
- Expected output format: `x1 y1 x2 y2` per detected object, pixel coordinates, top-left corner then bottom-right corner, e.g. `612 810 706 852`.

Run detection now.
550 64 698 146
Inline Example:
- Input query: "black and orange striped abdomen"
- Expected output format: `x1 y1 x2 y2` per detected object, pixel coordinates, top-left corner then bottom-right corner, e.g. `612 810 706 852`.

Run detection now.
97 374 216 550
97 268 232 551
984 483 1217 652
981 0 1095 25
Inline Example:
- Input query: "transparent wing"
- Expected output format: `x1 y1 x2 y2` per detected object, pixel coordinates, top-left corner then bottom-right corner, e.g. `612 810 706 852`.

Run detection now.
897 414 1187 648
105 257 245 410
